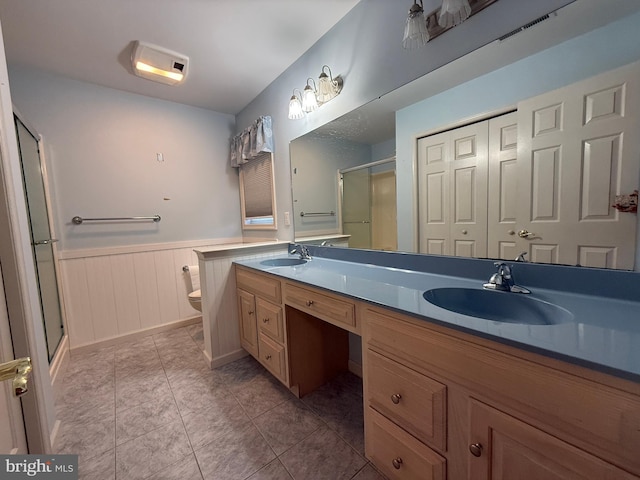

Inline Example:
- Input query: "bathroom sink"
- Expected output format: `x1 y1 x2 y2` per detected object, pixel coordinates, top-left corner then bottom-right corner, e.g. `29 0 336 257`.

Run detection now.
260 258 308 267
422 288 573 325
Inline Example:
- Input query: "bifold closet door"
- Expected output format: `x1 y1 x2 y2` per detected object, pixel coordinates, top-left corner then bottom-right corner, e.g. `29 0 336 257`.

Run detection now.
417 121 488 258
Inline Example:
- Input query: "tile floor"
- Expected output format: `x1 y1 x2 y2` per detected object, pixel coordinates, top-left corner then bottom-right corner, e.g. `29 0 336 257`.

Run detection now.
54 323 386 480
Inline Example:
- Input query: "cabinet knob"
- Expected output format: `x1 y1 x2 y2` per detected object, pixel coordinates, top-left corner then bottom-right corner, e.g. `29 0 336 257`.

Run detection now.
469 443 483 457
391 393 402 404
392 457 403 469
263 318 270 323
248 310 254 315
265 354 272 361
306 300 314 307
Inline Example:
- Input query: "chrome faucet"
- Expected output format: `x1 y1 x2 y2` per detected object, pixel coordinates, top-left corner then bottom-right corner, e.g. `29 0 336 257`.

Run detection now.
514 251 528 262
289 244 311 260
483 262 530 294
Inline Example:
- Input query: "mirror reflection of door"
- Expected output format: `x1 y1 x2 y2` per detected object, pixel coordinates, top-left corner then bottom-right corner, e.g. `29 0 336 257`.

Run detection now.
341 159 397 250
14 115 64 361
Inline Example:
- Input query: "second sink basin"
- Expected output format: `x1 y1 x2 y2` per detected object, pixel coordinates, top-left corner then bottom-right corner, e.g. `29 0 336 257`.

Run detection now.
260 257 308 267
423 287 573 325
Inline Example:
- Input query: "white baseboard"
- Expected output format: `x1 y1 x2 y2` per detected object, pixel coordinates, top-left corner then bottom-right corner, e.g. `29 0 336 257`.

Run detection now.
210 349 249 369
348 359 363 378
49 419 61 452
49 335 69 403
69 316 202 355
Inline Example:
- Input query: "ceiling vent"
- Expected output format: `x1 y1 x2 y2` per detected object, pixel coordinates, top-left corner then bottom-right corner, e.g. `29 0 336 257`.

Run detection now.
131 41 189 86
498 12 556 42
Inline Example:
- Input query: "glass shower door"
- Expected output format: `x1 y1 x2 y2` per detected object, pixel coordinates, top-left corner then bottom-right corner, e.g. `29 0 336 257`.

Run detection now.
15 116 64 361
341 168 372 249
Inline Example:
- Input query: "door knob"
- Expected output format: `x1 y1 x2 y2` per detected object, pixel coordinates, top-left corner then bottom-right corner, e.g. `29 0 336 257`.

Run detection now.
0 357 32 397
469 443 483 457
518 229 535 239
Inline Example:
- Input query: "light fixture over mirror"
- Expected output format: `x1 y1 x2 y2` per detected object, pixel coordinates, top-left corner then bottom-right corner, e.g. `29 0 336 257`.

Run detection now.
288 66 342 120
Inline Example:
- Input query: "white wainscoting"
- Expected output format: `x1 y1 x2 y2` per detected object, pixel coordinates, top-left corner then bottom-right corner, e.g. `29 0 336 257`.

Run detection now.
58 238 246 350
196 242 289 368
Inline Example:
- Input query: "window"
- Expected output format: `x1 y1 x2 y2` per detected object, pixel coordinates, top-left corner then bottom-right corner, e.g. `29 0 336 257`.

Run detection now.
239 152 277 230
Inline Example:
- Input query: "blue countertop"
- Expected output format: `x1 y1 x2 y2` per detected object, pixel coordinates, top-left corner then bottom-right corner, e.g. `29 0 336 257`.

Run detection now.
235 249 640 383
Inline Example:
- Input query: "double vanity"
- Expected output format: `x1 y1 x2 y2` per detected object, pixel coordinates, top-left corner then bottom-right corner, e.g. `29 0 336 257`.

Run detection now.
233 245 640 479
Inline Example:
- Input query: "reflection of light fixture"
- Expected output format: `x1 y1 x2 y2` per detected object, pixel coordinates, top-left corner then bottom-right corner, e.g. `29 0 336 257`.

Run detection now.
402 0 429 50
131 41 188 86
288 89 304 120
302 78 319 112
438 0 471 28
317 65 343 103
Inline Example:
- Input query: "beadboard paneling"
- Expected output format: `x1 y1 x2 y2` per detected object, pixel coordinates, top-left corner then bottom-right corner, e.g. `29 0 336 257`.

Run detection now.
60 245 202 349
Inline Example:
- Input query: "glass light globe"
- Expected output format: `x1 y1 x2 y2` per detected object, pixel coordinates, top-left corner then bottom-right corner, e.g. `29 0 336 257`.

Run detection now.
302 84 319 112
403 1 429 50
288 94 304 120
438 0 471 28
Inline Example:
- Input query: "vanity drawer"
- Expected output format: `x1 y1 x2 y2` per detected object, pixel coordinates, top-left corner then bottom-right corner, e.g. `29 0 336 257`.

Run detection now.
258 332 286 382
367 350 447 452
367 408 446 480
256 297 283 342
236 267 281 304
284 283 356 331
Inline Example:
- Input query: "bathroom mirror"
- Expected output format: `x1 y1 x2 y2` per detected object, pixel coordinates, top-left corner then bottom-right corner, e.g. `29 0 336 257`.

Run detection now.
290 0 640 270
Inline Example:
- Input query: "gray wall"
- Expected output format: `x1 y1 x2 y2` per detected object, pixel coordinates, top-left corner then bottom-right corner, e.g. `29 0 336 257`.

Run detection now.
9 66 237 251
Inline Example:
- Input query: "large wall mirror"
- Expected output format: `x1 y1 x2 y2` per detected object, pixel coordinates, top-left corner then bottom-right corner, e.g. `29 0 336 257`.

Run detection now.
290 0 640 270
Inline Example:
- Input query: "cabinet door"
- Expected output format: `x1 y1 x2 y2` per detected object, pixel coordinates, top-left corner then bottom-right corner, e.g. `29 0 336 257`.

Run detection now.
469 399 637 480
237 288 258 357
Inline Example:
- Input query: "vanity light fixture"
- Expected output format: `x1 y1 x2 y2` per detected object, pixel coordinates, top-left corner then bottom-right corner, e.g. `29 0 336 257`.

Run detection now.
402 0 429 50
316 65 343 103
302 78 319 112
288 89 305 120
438 0 471 27
131 41 188 86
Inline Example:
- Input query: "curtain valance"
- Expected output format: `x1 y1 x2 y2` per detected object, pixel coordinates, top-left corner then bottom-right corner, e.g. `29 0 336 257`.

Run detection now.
230 115 273 168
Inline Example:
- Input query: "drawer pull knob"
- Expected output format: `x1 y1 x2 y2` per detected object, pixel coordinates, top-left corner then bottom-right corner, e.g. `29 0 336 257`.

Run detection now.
306 300 314 307
263 318 270 323
391 393 402 404
469 443 483 457
392 457 403 469
265 354 272 361
248 310 254 315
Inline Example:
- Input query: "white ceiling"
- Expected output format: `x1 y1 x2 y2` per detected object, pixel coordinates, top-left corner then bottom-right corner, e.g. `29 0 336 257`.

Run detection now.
0 0 360 115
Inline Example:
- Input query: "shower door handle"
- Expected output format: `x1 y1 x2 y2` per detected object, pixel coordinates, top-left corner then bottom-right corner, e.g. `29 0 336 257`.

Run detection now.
32 238 59 246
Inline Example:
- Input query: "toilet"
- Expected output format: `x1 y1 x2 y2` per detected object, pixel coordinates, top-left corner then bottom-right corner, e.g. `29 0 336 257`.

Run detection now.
182 265 202 312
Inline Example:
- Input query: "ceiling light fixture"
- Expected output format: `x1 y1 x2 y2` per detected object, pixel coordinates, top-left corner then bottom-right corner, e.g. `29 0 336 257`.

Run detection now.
317 65 343 103
402 0 429 50
131 41 189 86
288 89 305 120
438 0 471 28
302 78 319 112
